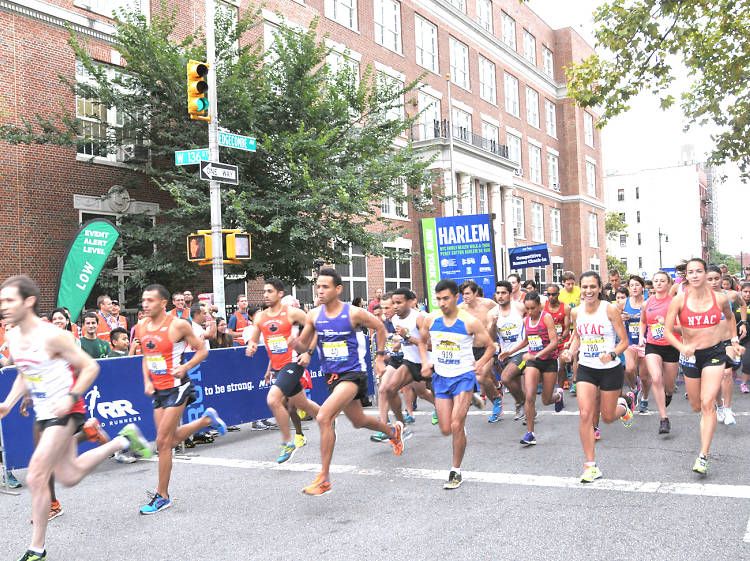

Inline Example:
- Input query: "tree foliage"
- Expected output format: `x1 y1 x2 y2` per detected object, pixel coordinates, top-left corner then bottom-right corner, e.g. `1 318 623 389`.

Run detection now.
606 253 626 277
708 236 741 274
0 5 434 300
605 211 627 241
566 0 750 177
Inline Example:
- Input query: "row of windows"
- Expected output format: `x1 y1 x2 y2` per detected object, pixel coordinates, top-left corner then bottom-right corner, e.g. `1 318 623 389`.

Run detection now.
511 198 561 245
621 256 645 270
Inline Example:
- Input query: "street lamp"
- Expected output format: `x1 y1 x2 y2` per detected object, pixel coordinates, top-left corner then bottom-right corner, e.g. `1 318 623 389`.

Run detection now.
658 228 669 269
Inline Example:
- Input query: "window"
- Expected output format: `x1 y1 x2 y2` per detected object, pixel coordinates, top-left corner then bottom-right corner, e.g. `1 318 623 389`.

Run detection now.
619 212 625 222
481 121 498 152
526 87 539 128
76 0 145 19
542 46 554 78
512 196 524 238
584 112 594 147
531 202 544 242
414 15 439 73
528 144 542 184
325 0 358 30
501 12 516 50
621 258 628 268
476 0 492 31
523 30 536 64
381 179 408 219
417 91 441 140
478 183 488 214
447 0 466 12
552 262 563 283
637 210 641 223
550 208 561 245
619 234 627 247
547 153 559 190
478 56 496 104
586 161 596 197
452 108 471 141
590 261 600 273
504 73 519 117
545 99 557 137
532 266 547 291
460 178 475 215
617 188 624 202
637 232 642 245
384 249 411 292
327 50 360 87
335 244 367 302
377 71 403 122
588 212 598 248
635 186 640 199
449 37 470 90
639 257 643 269
507 133 521 165
374 0 402 53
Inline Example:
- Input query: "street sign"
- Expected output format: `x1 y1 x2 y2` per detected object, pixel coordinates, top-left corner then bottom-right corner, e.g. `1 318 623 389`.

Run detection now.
175 148 210 165
218 131 256 151
200 160 239 185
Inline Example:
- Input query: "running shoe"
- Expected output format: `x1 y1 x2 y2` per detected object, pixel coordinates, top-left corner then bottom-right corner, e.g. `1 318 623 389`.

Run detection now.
471 392 485 409
250 420 268 430
118 423 153 459
554 388 565 412
716 405 725 423
402 426 414 440
639 399 648 414
390 421 405 456
261 418 279 429
113 450 137 464
741 383 749 394
302 472 331 496
370 431 390 442
570 383 576 396
520 431 536 446
204 407 227 435
297 409 310 420
443 470 463 490
580 464 602 483
724 408 736 425
563 380 570 390
140 493 171 515
658 417 671 434
3 471 21 489
593 427 601 441
625 390 636 413
619 397 634 428
83 417 110 444
48 501 63 521
403 413 416 424
431 409 439 425
537 383 542 395
488 396 504 423
412 400 418 411
514 404 524 420
692 454 708 475
276 442 296 464
294 434 307 448
17 550 46 561
665 393 673 408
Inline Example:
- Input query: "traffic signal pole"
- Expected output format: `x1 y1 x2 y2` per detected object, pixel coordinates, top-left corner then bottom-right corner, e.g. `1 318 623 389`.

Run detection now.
205 0 226 317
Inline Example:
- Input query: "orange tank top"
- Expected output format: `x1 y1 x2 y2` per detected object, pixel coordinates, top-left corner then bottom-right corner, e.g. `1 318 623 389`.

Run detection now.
258 305 294 371
135 315 187 390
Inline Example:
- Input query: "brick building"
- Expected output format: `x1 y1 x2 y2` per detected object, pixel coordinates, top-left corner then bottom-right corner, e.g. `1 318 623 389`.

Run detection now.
1 0 606 312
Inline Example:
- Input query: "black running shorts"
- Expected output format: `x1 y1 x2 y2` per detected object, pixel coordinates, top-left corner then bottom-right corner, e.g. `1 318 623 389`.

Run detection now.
402 359 425 382
644 343 679 363
526 357 558 373
680 342 727 379
152 380 197 409
576 363 624 391
36 412 87 433
273 362 305 398
325 371 368 401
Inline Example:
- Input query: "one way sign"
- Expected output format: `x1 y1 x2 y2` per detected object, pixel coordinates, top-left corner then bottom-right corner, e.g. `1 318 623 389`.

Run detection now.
199 160 239 185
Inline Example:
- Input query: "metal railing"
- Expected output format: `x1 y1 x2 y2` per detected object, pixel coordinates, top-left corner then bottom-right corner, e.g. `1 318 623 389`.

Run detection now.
411 119 510 159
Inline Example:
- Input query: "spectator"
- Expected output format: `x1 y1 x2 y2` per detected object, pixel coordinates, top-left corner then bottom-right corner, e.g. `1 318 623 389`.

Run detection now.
719 263 729 276
367 288 383 313
110 299 128 330
108 327 130 357
209 317 235 348
183 290 194 311
523 279 546 304
227 294 249 345
169 292 190 320
744 266 750 281
352 296 365 308
128 307 145 356
80 311 111 358
190 303 215 351
48 307 73 333
95 294 117 342
607 270 622 301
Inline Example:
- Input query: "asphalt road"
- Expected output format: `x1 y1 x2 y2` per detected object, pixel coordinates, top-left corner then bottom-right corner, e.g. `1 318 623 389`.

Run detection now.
3 384 750 561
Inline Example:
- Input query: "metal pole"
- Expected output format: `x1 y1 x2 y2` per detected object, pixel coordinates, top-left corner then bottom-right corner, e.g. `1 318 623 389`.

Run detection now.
446 74 457 217
658 228 663 269
206 0 225 317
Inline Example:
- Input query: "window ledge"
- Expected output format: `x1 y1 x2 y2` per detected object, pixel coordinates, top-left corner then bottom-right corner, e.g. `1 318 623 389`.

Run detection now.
76 153 131 168
324 15 360 34
381 214 411 222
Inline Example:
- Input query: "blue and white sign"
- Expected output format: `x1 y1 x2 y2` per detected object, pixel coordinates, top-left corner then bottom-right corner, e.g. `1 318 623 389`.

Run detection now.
421 213 496 311
508 243 550 269
218 131 256 152
175 148 210 165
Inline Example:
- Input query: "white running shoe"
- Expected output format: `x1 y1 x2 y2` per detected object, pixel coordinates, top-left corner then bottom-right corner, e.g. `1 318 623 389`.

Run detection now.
724 407 736 426
716 406 725 423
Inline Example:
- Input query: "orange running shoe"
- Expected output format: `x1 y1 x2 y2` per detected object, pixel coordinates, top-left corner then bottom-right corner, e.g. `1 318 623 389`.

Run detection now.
83 418 110 444
390 421 404 456
48 500 63 521
302 473 331 496
563 381 570 390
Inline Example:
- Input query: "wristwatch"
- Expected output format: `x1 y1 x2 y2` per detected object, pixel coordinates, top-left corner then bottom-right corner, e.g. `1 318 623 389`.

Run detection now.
609 352 617 360
68 391 81 402
307 349 315 355
375 350 386 356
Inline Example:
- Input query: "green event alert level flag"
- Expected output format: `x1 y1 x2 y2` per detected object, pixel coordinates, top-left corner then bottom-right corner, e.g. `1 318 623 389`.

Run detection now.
56 219 120 322
420 217 441 312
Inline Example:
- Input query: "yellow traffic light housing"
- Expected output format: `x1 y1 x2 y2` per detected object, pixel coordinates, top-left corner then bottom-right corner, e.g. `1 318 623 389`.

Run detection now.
225 232 251 260
187 233 211 262
187 60 210 122
187 230 250 264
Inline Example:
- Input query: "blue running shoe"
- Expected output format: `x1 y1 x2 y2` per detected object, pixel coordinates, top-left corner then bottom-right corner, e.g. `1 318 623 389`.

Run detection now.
520 431 536 446
537 383 542 395
488 396 503 423
277 442 296 464
204 407 227 435
404 413 416 424
554 388 564 412
431 409 439 425
370 431 390 442
140 493 171 515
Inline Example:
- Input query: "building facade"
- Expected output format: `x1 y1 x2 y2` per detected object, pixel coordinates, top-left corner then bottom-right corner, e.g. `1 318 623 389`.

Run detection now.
1 0 606 312
605 163 711 277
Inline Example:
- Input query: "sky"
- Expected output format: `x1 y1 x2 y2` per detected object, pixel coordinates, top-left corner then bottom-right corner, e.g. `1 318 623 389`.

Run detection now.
525 0 746 257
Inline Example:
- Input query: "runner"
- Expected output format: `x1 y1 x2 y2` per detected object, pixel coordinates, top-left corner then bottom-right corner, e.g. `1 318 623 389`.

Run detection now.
135 284 227 514
419 279 494 489
292 268 403 496
622 276 646 401
639 271 680 434
561 271 634 482
246 278 321 463
558 271 581 394
543 284 570 390
459 280 502 418
488 281 527 422
740 282 750 393
664 258 744 474
514 291 563 445
0 275 151 561
508 274 525 303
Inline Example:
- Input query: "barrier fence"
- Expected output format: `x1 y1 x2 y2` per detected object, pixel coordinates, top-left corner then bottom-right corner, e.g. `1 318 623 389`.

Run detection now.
0 345 374 471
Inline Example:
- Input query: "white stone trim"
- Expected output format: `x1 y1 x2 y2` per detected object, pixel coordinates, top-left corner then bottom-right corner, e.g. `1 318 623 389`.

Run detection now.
325 38 362 61
505 125 523 138
527 136 542 148
585 155 598 165
480 113 500 127
74 193 159 215
374 61 406 82
3 0 116 41
545 146 559 157
384 236 413 250
419 83 443 100
451 98 473 114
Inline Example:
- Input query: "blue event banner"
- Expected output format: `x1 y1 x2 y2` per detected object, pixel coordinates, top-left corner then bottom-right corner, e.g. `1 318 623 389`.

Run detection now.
0 346 374 470
508 243 551 269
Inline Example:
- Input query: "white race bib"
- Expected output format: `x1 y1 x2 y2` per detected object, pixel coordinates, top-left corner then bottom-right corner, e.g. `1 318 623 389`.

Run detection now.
528 334 544 352
267 335 288 355
436 340 460 365
146 354 168 376
581 335 604 359
679 353 696 367
322 341 348 362
650 322 664 340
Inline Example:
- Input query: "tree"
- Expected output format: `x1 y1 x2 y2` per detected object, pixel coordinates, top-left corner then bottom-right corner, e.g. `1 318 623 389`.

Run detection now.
566 0 750 178
605 211 627 241
0 6 434 300
708 236 741 274
606 253 626 277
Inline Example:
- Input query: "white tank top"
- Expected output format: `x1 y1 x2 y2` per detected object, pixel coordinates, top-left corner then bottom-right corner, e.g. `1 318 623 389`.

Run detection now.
496 306 528 356
391 308 422 363
8 322 79 420
576 300 618 370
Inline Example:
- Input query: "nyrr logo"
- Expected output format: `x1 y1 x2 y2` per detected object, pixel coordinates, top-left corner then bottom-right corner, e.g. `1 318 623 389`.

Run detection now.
85 385 142 428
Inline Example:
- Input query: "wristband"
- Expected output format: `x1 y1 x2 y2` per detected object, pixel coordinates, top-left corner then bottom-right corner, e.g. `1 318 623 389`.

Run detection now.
68 391 81 402
307 349 315 356
375 350 386 356
731 337 739 343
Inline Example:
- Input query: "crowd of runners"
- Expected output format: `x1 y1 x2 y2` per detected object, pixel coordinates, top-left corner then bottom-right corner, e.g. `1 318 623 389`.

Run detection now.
0 257 748 560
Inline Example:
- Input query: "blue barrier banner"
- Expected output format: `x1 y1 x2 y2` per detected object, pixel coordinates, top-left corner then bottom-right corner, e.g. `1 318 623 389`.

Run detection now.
508 243 550 269
0 345 374 470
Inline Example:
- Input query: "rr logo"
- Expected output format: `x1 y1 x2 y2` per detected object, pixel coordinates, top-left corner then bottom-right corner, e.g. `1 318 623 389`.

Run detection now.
85 385 140 419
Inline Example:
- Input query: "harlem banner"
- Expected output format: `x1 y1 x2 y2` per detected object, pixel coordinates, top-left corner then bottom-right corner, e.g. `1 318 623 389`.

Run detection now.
421 214 497 311
56 219 120 322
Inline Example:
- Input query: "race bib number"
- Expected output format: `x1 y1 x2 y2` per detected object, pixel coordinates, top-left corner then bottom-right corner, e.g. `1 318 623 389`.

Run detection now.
267 335 288 355
650 322 664 341
528 335 544 353
386 339 394 354
628 323 640 337
322 341 348 362
499 324 519 343
146 354 168 376
679 353 696 367
582 336 604 359
555 324 563 336
436 340 460 365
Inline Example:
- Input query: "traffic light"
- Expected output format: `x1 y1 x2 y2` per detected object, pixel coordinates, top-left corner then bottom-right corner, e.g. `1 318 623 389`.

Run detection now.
225 232 251 260
187 230 250 264
187 60 210 121
187 233 211 262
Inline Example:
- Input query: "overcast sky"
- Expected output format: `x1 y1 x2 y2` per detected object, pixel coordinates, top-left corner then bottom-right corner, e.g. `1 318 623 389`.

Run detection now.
525 0 746 257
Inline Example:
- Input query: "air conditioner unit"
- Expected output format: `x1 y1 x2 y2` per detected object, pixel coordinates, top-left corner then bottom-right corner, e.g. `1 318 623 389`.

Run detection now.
551 183 561 192
514 168 524 177
513 228 520 237
117 144 149 163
